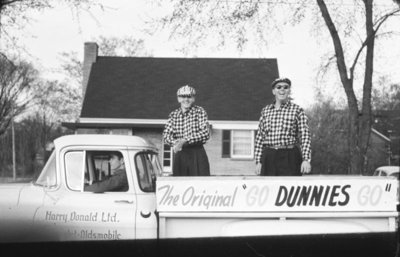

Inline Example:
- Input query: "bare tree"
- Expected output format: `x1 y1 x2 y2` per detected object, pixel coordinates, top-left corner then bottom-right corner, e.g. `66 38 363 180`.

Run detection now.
154 0 400 174
96 36 151 57
308 100 350 174
31 80 82 124
0 0 102 49
24 79 80 167
372 78 400 111
59 35 152 88
316 0 399 174
0 53 37 136
58 51 83 87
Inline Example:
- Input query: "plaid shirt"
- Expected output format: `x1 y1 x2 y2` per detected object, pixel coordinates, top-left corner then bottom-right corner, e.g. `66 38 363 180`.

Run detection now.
254 101 311 164
163 105 210 146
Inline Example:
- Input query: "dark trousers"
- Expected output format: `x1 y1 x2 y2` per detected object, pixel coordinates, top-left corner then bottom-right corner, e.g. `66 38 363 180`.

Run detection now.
260 146 302 176
173 144 210 176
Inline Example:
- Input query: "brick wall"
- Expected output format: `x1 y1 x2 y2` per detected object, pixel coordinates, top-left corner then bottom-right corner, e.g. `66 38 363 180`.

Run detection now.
133 128 164 164
205 129 255 176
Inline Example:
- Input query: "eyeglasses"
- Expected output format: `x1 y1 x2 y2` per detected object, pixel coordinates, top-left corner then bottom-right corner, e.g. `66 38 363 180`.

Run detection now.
275 85 290 90
178 95 193 98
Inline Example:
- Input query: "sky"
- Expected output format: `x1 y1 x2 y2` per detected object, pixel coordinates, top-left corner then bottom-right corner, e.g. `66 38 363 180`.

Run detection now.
4 0 400 108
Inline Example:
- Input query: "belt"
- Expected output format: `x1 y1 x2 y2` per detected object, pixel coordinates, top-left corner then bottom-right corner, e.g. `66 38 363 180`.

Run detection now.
265 145 295 150
182 143 204 149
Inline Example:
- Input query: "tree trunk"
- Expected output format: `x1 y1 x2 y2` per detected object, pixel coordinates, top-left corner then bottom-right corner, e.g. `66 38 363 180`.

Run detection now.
361 0 374 174
348 109 361 174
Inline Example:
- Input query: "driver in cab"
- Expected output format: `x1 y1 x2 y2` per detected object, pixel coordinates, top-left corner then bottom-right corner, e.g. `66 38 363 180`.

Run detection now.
85 152 128 193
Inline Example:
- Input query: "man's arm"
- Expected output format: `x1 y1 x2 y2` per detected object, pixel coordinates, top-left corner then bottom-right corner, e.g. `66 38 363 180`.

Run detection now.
297 109 311 174
254 111 266 165
254 110 267 175
163 112 176 146
297 109 311 162
85 171 128 193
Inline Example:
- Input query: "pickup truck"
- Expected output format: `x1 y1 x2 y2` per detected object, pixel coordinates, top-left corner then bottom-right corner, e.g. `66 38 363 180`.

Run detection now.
0 134 398 257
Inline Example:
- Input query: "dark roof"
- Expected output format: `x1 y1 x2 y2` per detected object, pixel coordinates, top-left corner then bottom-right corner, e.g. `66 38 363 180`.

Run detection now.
374 110 400 137
373 110 400 158
81 57 279 121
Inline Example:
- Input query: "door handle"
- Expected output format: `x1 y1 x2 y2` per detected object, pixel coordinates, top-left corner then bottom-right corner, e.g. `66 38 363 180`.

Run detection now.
114 200 134 204
140 211 151 218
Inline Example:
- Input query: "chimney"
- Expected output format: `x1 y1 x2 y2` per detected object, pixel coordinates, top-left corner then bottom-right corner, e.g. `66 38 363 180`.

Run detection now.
82 42 98 99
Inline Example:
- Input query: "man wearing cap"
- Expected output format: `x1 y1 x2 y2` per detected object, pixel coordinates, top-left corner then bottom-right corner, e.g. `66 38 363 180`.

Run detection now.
163 85 210 176
85 152 128 193
254 77 311 176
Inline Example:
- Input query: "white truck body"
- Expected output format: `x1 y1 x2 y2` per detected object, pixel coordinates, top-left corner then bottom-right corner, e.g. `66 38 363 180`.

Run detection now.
157 176 398 238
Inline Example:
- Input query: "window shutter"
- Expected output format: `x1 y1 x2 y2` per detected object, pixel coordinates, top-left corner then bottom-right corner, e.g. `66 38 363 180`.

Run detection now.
163 144 173 172
222 130 231 158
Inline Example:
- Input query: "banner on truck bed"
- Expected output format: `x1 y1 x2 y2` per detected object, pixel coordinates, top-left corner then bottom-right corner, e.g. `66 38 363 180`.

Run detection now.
156 177 398 212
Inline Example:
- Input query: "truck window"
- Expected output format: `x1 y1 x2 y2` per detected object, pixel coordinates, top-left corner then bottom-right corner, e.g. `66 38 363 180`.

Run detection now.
135 152 162 192
65 151 85 191
35 151 57 187
84 151 129 193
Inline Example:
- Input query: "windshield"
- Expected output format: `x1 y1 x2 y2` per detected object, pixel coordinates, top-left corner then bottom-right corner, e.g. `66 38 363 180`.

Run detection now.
135 151 162 192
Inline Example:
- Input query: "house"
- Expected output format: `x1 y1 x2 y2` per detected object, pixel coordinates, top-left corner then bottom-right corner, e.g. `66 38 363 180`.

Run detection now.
373 110 400 166
366 128 391 174
63 42 279 175
62 42 395 175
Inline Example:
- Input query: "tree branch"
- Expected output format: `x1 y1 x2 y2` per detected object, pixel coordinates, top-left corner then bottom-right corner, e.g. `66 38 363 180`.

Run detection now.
350 8 400 79
316 0 358 112
1 0 23 7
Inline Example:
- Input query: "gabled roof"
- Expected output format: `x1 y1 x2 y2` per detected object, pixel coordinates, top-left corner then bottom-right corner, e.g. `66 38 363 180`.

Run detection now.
81 57 278 121
374 110 400 136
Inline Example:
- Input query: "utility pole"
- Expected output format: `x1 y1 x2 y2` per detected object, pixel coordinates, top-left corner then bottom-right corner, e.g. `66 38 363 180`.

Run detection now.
12 106 16 181
387 130 392 166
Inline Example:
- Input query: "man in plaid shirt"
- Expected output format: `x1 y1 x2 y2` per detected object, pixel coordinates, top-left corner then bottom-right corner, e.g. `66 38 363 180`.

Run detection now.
163 85 210 176
255 77 311 176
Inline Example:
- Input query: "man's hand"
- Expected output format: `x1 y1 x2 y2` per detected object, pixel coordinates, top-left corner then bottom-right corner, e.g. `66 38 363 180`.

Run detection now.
255 163 262 175
172 139 187 153
172 143 182 153
301 161 311 174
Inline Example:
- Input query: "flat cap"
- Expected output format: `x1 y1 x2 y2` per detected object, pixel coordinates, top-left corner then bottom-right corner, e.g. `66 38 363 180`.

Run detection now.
271 77 291 88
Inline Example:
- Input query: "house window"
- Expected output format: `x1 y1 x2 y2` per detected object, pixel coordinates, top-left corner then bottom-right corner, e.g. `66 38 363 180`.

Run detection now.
231 130 254 158
163 144 173 173
222 130 255 159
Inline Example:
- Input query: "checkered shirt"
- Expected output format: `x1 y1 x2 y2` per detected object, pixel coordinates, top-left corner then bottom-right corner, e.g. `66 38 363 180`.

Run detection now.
163 105 210 146
254 101 311 164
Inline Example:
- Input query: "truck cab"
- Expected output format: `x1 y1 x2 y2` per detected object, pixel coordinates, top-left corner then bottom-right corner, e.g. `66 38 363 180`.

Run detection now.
1 134 162 241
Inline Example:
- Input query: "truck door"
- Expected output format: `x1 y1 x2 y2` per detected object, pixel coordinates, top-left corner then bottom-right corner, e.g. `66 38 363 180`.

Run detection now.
37 149 137 241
